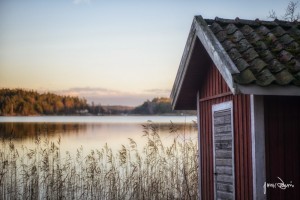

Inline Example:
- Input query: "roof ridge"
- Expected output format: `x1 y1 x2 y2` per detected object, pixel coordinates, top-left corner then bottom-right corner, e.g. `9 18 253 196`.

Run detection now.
201 16 300 28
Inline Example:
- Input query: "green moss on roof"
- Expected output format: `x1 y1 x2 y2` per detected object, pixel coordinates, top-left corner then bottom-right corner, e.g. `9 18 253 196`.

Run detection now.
206 17 300 86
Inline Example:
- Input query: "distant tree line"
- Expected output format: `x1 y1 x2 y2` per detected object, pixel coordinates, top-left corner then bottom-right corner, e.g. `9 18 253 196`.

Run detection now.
0 89 88 116
0 89 195 116
131 97 195 115
131 97 172 115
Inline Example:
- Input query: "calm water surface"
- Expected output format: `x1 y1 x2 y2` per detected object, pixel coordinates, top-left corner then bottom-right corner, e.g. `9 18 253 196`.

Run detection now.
0 116 197 154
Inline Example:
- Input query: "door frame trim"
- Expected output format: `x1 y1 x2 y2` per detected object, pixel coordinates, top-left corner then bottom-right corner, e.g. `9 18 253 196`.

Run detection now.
212 101 235 200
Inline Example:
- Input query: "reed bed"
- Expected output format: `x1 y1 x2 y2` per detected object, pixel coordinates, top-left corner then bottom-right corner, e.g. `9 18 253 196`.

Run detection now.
0 121 198 200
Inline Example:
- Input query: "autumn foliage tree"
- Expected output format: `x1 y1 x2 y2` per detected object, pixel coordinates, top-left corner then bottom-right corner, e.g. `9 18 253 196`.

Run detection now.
0 89 88 116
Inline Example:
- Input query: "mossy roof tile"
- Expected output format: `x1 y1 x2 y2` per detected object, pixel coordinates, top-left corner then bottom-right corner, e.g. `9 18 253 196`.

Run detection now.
249 58 267 74
272 26 286 37
274 69 295 85
255 69 276 86
222 40 236 51
205 17 300 86
228 48 242 61
236 39 252 53
257 26 271 36
279 34 294 45
268 59 286 73
234 58 250 71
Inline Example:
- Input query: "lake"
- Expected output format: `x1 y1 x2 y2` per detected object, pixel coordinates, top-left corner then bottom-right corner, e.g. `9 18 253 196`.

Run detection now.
0 116 198 155
0 116 199 199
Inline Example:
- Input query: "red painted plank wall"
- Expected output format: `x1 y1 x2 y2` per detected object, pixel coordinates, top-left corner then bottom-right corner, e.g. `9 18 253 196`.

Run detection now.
264 96 300 200
198 63 253 200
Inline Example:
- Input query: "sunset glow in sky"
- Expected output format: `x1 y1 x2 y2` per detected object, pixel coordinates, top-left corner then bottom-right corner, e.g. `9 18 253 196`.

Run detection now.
0 0 290 106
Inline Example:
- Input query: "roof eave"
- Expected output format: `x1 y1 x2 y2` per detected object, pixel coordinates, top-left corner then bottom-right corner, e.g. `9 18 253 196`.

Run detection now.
237 84 300 96
171 15 240 110
194 16 239 94
171 19 198 110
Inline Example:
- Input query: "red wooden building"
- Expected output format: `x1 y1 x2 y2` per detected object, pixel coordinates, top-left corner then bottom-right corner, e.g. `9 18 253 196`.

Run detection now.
171 16 300 200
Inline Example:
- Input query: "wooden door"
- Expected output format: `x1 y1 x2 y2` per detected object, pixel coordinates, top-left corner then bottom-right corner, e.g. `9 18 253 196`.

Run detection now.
212 101 235 200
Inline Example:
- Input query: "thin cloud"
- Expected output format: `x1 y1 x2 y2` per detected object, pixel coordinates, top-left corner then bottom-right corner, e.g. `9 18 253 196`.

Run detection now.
56 87 121 97
50 87 170 106
67 87 119 93
85 95 153 107
144 89 171 96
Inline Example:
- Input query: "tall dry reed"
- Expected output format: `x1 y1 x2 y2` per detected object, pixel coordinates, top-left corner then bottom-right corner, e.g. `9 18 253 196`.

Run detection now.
0 121 198 200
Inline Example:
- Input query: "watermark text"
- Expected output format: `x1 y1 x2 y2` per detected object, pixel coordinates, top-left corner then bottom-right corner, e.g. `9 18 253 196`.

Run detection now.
264 177 294 194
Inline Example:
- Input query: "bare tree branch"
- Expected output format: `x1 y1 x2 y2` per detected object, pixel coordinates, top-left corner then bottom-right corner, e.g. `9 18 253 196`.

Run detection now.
283 1 300 21
268 9 277 20
268 1 300 22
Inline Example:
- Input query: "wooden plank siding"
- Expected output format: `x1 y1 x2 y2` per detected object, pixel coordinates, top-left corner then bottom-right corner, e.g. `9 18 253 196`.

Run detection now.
198 62 253 200
264 96 300 200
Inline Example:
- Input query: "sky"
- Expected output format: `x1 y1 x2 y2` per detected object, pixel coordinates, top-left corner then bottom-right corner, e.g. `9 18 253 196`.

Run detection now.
0 0 291 106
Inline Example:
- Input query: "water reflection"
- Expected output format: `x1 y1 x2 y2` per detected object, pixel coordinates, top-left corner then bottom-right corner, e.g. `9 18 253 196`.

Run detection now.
0 122 87 139
0 117 197 154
